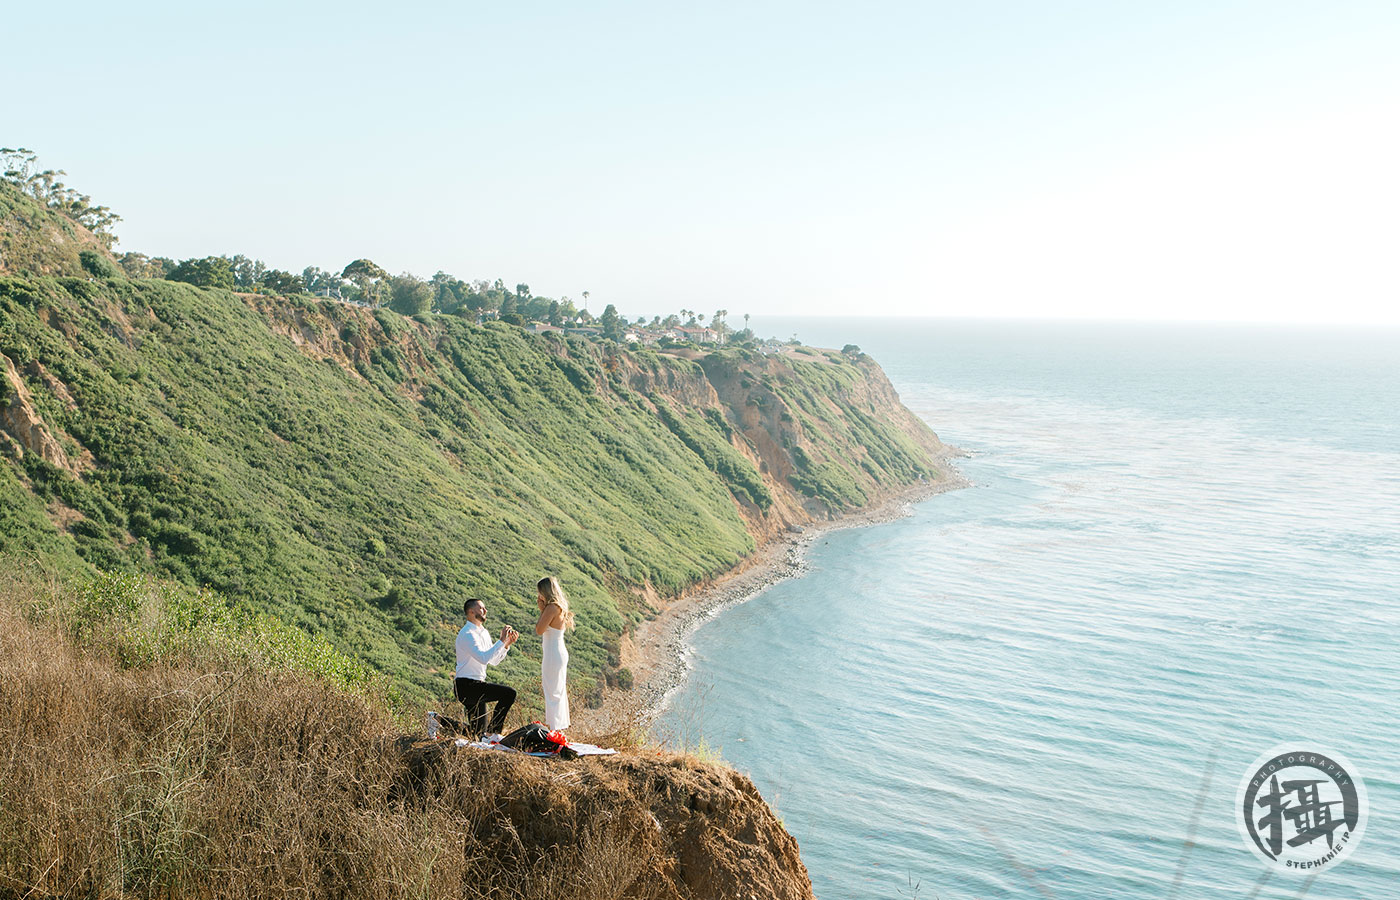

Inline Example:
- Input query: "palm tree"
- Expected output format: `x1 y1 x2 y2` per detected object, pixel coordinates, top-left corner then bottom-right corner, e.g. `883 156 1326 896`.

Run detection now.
713 309 728 343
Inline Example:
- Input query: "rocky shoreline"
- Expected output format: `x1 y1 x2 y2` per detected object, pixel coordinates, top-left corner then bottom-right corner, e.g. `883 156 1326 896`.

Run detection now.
586 450 970 734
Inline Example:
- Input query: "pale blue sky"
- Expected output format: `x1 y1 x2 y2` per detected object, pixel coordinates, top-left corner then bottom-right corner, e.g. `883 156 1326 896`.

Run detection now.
8 2 1398 322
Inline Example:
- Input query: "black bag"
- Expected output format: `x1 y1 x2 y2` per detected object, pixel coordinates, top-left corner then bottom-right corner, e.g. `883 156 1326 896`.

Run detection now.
499 723 561 753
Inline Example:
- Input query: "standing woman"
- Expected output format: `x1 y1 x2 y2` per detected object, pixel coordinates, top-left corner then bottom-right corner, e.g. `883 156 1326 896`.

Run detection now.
534 575 575 733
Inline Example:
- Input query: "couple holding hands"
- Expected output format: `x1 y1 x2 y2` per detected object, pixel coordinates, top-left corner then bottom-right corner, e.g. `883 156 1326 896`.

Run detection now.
452 575 575 739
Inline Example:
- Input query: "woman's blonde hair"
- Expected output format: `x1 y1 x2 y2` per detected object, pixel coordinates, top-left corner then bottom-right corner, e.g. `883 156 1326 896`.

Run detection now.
537 575 575 630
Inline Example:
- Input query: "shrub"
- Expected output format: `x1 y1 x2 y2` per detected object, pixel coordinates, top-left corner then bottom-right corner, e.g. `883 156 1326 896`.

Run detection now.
66 570 383 691
78 250 119 279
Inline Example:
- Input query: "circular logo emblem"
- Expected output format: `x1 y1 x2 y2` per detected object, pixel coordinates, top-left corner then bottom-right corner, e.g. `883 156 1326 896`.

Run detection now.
1236 745 1367 874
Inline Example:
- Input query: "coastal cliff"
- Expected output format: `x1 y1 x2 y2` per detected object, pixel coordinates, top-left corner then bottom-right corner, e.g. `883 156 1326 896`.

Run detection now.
0 179 947 897
0 246 948 705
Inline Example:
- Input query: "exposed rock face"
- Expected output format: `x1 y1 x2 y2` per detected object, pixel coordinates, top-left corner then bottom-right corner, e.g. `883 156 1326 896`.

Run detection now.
1 353 74 471
26 360 78 411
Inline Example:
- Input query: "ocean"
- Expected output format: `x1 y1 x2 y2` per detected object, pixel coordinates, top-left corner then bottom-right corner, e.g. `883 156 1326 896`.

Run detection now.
656 318 1400 900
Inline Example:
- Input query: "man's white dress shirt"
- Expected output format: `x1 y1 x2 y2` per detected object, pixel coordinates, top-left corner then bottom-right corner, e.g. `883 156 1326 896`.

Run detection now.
455 620 508 680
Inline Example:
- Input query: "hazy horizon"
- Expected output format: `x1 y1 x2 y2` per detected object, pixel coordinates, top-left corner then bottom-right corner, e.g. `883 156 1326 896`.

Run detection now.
7 1 1398 325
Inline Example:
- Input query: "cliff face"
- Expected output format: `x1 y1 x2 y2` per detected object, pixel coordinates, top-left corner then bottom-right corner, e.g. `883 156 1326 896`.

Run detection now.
244 289 949 567
402 744 816 899
247 293 946 535
2 352 78 471
0 272 945 708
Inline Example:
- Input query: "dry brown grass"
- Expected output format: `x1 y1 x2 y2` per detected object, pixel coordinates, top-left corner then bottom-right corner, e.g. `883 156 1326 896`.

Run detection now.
0 567 813 900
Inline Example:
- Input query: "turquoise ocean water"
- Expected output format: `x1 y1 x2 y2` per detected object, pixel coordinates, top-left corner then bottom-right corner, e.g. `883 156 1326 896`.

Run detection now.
657 318 1399 900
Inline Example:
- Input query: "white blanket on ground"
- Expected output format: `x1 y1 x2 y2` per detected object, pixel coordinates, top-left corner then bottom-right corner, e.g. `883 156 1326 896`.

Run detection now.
454 737 617 757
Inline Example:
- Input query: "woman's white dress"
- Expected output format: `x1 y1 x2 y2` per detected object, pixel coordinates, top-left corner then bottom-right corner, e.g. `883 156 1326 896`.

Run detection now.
541 625 570 731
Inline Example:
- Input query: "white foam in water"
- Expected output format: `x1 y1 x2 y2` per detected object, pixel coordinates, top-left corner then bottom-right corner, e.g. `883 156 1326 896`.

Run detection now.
661 319 1400 900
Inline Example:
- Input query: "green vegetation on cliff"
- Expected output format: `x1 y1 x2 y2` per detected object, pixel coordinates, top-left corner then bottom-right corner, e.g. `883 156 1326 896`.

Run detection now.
0 178 945 709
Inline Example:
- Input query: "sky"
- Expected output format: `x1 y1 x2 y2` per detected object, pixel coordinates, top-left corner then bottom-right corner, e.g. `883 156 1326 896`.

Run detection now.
6 1 1399 324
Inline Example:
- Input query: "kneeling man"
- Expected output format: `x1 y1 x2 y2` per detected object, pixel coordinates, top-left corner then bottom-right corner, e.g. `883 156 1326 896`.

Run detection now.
455 598 518 738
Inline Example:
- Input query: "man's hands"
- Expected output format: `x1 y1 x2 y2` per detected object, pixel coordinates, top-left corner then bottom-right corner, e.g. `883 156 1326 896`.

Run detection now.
500 625 519 648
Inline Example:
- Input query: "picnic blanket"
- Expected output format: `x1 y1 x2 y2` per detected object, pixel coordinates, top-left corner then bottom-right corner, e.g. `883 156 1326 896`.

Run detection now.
454 736 617 757
426 712 618 757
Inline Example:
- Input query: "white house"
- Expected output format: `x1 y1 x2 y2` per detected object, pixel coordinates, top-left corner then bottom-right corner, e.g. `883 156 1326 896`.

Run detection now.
676 326 719 344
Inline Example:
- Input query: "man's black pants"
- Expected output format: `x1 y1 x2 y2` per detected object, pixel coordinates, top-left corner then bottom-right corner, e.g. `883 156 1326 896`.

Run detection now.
454 677 516 737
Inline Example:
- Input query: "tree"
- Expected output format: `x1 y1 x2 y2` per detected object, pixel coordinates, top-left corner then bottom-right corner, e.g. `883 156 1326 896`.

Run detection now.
547 300 562 326
167 256 235 289
260 269 306 295
119 252 165 279
227 255 268 291
302 266 344 298
842 344 862 356
599 304 623 341
521 295 552 321
464 288 489 312
428 271 456 309
341 259 387 307
230 255 254 289
431 271 461 312
388 273 433 315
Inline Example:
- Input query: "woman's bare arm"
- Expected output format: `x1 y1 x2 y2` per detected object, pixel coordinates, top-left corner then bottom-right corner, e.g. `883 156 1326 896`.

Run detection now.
534 602 562 635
